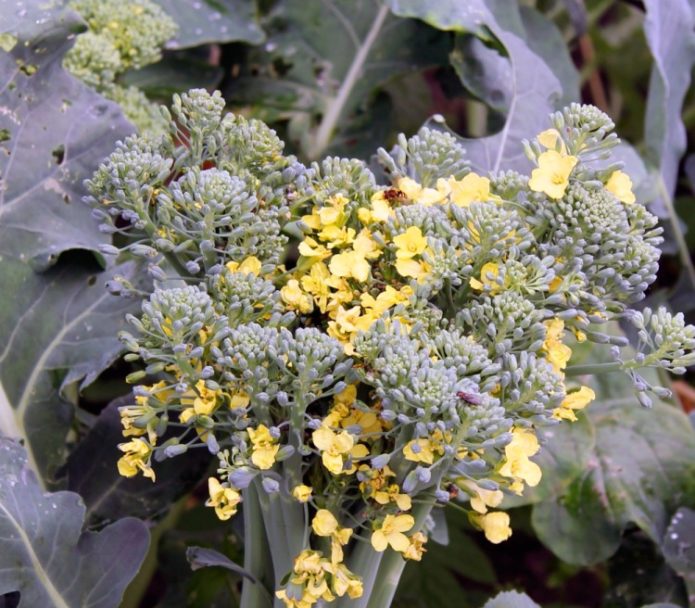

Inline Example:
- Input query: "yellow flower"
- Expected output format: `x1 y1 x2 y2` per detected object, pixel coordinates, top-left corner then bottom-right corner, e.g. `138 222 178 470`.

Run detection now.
312 509 341 536
292 484 313 503
178 381 225 440
312 509 353 563
332 563 364 599
312 426 355 474
458 479 503 514
190 379 220 415
393 226 427 259
318 198 347 226
543 318 572 373
341 408 383 438
206 477 241 520
395 257 431 281
303 195 348 231
537 128 567 154
553 385 595 421
499 429 542 492
373 484 412 511
298 237 331 260
276 550 335 606
247 424 280 470
403 438 435 464
117 438 155 481
344 443 370 475
229 391 250 410
403 531 428 561
362 191 394 223
437 173 495 207
317 225 355 248
353 228 382 260
371 514 415 552
334 384 357 407
605 170 636 204
528 150 578 199
469 262 501 293
329 249 371 282
361 285 413 318
281 279 314 314
396 176 444 205
301 210 322 231
548 276 563 293
225 256 262 276
473 511 512 544
301 261 330 294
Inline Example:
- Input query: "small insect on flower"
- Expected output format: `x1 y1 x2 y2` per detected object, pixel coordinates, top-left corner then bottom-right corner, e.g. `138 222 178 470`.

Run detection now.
457 391 483 405
383 188 407 203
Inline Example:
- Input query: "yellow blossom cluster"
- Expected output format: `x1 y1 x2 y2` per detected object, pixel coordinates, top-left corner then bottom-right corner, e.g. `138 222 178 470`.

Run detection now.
275 549 363 607
108 108 651 608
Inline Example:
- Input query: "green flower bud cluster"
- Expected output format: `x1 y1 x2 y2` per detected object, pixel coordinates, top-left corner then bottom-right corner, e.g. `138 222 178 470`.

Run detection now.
538 182 662 310
378 126 471 186
64 0 177 134
90 91 695 589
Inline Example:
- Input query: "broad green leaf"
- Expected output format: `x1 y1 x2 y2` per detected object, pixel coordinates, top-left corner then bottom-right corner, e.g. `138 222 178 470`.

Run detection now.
0 258 146 484
482 591 541 608
662 507 695 601
387 0 562 173
518 6 580 108
606 530 688 607
395 508 495 608
0 0 133 269
120 53 224 100
642 0 695 217
503 409 595 509
67 396 211 523
450 6 578 115
0 0 143 484
157 0 264 49
531 360 695 565
228 0 449 160
0 438 149 607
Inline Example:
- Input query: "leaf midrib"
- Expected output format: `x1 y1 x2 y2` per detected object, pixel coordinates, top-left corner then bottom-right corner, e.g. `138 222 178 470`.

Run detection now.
0 500 71 608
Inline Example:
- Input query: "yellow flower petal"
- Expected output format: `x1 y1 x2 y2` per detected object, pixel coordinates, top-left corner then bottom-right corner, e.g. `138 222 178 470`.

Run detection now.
605 170 636 204
528 150 578 199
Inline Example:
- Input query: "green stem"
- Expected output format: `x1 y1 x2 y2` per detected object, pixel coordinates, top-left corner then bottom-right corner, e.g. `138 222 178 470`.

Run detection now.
339 541 385 608
122 497 188 608
306 3 390 159
365 548 406 608
240 484 274 608
365 500 435 608
565 361 622 376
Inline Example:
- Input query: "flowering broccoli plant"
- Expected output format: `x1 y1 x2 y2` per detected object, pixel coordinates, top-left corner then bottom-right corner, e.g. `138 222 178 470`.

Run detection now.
86 89 695 608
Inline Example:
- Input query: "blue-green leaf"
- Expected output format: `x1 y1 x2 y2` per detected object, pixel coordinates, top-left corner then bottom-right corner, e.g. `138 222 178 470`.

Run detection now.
0 259 146 484
0 438 149 607
156 0 264 49
662 507 695 601
0 0 142 484
0 0 133 268
530 338 695 565
642 0 695 217
387 0 562 173
483 590 541 608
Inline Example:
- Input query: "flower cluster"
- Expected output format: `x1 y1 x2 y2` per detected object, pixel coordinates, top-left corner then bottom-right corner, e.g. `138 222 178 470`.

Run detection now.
88 90 695 606
64 0 177 134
